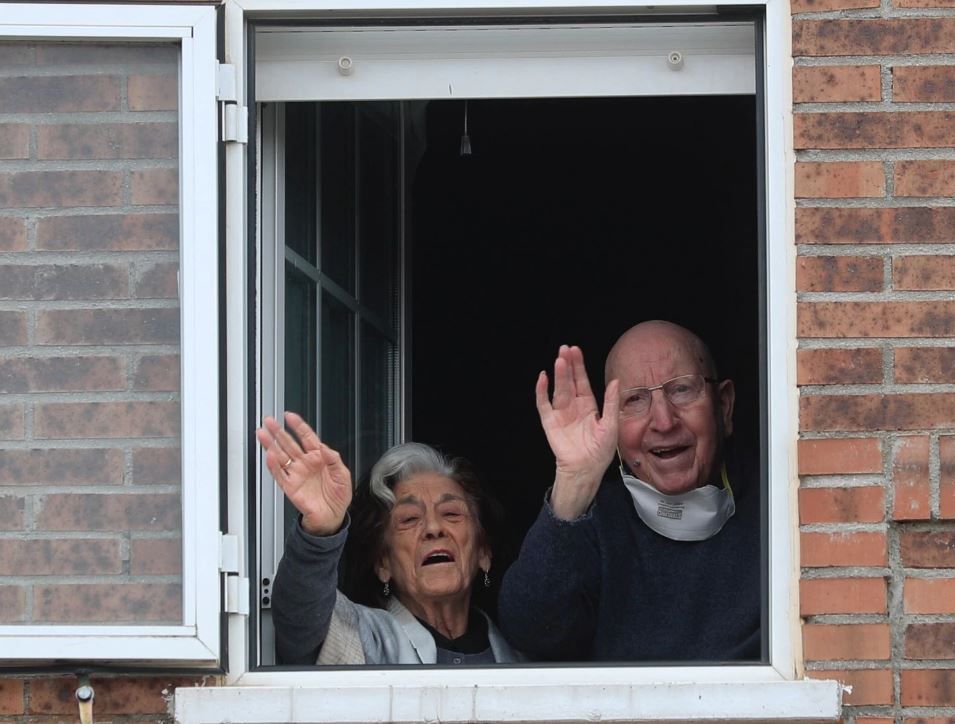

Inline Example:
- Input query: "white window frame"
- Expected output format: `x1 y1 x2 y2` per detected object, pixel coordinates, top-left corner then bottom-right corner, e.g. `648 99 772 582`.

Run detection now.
0 4 221 664
181 0 844 720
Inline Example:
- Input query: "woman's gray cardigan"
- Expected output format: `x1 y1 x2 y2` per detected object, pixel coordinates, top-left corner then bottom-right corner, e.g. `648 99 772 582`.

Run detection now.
272 517 522 665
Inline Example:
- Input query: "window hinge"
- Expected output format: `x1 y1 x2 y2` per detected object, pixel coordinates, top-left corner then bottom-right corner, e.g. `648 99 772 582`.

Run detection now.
217 62 247 144
219 533 249 616
219 532 240 573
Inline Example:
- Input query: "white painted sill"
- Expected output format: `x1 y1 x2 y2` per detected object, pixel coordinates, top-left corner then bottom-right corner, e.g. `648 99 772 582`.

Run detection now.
174 668 842 723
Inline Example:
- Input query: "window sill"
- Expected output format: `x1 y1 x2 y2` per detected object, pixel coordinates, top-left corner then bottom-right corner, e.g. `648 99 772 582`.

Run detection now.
174 670 842 723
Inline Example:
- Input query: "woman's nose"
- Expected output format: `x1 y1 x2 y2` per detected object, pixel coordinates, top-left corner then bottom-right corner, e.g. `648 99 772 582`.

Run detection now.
422 510 445 538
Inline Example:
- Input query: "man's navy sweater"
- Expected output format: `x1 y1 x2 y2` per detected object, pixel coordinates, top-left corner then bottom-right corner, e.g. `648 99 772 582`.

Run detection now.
498 465 761 662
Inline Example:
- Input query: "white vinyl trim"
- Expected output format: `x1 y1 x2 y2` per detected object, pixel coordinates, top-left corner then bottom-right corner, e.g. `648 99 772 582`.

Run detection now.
256 23 756 101
0 4 220 664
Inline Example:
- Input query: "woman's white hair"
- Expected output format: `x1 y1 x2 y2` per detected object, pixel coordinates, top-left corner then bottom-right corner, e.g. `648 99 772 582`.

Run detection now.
368 442 456 506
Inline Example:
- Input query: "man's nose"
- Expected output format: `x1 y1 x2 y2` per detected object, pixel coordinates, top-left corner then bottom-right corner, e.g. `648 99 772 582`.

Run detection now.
648 389 679 430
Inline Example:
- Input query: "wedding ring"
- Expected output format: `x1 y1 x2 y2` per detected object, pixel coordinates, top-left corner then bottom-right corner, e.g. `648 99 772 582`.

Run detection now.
281 457 293 472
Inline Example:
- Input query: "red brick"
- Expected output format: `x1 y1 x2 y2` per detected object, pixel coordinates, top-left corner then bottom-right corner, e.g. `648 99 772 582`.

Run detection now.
130 538 182 575
0 539 121 575
0 76 120 113
0 311 27 345
0 448 123 485
0 263 129 301
132 447 181 485
895 161 955 197
801 393 955 432
0 587 26 624
0 405 25 441
795 162 884 198
29 675 205 716
893 437 931 520
798 438 883 474
900 349 935 388
858 719 895 724
901 669 955 706
905 622 955 659
797 256 883 293
806 669 893 705
0 124 29 160
0 217 27 251
796 207 955 245
799 487 884 524
905 577 955 613
798 301 955 338
35 401 179 439
134 354 180 391
128 74 179 111
800 577 887 615
942 436 955 518
37 492 180 531
901 530 955 567
801 531 888 567
793 66 881 102
135 261 179 299
794 19 955 56
0 170 122 208
35 308 179 345
37 123 177 160
37 214 179 251
0 496 25 530
34 583 181 623
803 623 891 660
795 111 955 150
37 43 178 66
894 256 955 291
797 349 883 385
894 67 955 102
903 719 955 724
0 356 125 393
131 168 179 205
792 0 880 10
0 678 24 715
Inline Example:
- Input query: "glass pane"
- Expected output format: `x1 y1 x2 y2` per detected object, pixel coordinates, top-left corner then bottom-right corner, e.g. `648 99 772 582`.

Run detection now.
358 323 396 480
284 264 316 427
0 41 182 625
319 103 356 294
284 104 317 263
358 102 399 325
320 292 355 471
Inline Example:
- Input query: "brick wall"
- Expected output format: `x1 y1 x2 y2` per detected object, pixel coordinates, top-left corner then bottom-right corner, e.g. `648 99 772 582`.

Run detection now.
794 0 955 718
0 40 193 723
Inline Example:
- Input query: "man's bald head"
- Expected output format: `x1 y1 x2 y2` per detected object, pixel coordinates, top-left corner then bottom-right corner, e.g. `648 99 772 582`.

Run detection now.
605 320 717 384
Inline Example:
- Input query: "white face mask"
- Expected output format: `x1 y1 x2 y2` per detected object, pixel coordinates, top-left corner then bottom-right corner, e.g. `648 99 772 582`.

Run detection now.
620 463 735 541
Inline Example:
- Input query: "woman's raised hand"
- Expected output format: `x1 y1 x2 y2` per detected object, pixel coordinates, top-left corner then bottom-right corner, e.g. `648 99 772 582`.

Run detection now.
256 412 352 536
535 345 619 521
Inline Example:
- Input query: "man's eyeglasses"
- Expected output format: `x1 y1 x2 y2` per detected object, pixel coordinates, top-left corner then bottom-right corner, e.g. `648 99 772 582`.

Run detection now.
619 374 717 418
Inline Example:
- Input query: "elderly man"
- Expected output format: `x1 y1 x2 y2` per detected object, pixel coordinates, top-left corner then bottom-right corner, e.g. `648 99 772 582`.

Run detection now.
498 320 760 662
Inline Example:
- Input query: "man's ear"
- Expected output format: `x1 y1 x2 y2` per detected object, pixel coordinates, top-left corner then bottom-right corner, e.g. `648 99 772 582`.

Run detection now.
717 379 735 438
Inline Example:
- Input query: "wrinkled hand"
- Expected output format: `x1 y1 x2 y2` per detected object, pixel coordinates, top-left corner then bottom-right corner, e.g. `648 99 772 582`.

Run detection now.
256 411 352 536
535 345 619 520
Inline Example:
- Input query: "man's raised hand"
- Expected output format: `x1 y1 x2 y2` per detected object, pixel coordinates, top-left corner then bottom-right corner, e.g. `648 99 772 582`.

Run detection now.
535 345 619 521
256 411 352 536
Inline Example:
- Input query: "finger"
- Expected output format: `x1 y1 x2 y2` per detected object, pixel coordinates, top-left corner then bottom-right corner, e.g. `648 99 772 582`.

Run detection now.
569 346 595 399
551 353 573 409
602 378 621 424
255 426 275 452
271 424 305 462
534 370 551 417
286 411 322 453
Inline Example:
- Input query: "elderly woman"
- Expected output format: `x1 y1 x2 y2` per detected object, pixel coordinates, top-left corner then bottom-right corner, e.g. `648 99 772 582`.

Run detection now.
258 411 521 665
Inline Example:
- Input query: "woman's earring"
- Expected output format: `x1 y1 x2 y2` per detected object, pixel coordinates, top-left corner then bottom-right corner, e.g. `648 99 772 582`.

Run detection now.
483 570 491 588
382 580 390 597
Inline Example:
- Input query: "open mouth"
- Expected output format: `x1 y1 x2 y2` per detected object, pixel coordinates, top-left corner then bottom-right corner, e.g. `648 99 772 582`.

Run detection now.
649 445 690 460
422 551 454 566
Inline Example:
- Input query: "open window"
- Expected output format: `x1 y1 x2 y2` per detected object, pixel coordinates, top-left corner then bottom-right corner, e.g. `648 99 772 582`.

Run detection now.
255 18 764 666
